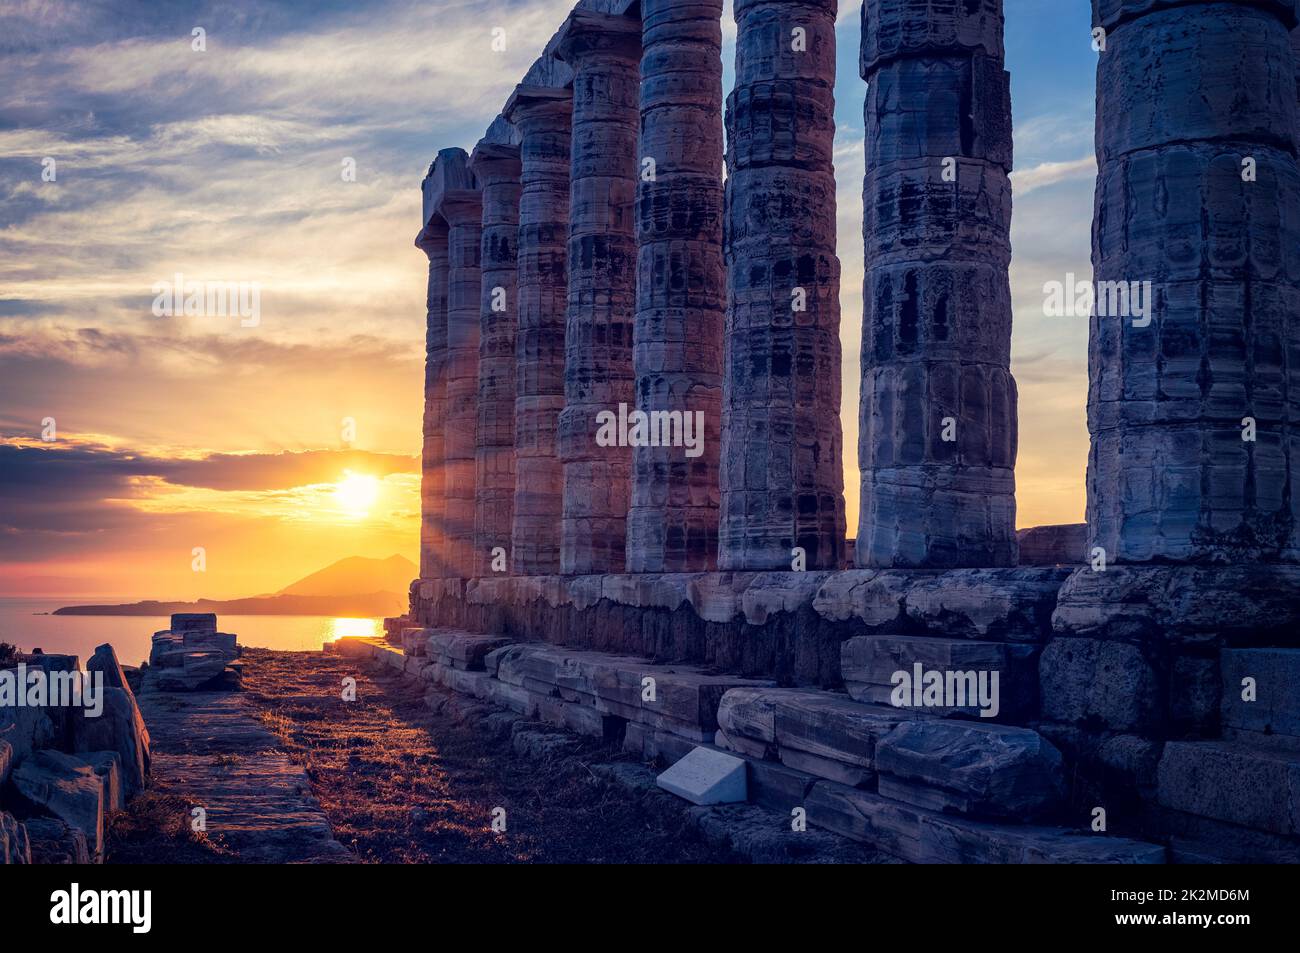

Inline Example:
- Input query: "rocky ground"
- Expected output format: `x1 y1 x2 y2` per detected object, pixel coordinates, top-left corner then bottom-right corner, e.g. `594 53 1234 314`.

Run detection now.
109 648 761 863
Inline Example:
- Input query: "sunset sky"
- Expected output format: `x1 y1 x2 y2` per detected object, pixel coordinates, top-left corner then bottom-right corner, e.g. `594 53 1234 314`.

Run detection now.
0 0 1100 600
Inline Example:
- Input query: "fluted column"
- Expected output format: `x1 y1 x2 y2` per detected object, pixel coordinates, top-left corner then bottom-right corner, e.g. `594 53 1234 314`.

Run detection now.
627 0 727 572
468 142 522 576
415 220 450 578
554 13 642 575
1088 0 1300 563
719 0 846 570
504 86 573 574
857 0 1018 568
437 183 484 579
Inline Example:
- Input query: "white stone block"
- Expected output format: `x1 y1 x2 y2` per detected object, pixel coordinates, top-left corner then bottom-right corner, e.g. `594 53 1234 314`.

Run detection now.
656 746 748 806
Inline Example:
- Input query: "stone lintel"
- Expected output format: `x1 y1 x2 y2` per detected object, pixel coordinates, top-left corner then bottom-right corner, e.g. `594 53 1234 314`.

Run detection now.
554 10 642 64
420 146 473 232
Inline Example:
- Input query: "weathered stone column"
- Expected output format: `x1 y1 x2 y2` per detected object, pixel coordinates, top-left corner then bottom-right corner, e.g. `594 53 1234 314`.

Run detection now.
627 0 727 572
504 86 573 575
435 169 483 580
1089 0 1300 564
719 0 846 570
857 0 1018 568
468 142 522 577
415 218 449 579
554 12 641 575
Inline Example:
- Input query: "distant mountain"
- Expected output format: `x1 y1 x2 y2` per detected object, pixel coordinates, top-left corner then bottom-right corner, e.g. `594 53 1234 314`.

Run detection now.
277 554 416 598
52 554 417 618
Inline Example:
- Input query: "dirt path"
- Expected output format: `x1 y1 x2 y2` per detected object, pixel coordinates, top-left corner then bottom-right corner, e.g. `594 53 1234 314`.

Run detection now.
218 648 740 863
119 688 349 863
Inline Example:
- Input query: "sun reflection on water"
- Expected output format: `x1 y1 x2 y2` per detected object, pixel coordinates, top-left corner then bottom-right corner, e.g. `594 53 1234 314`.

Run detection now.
325 617 379 642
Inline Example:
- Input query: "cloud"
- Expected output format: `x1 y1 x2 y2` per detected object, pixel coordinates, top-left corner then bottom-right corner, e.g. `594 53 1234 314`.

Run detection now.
1011 155 1096 197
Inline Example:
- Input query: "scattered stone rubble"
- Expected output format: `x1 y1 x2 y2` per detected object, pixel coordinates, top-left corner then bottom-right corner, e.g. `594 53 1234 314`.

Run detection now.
1 642 150 864
142 612 242 692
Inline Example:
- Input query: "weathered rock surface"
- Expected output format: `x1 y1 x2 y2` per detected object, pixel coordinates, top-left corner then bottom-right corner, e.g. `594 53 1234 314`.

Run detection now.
416 219 451 577
719 0 846 572
435 157 484 580
505 85 572 575
1221 648 1300 743
0 810 29 864
1052 564 1300 643
806 780 1164 863
1087 0 1300 564
23 817 89 864
1157 741 1300 838
554 11 640 574
144 617 240 692
627 0 726 572
842 634 1035 719
11 749 111 861
469 142 522 576
1039 636 1158 733
875 719 1065 819
857 0 1018 569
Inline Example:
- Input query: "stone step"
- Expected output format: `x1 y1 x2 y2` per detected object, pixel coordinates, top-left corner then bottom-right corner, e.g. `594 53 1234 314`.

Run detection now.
806 780 1165 864
716 686 1067 820
1156 740 1300 840
841 634 1037 721
1220 647 1300 748
424 629 514 671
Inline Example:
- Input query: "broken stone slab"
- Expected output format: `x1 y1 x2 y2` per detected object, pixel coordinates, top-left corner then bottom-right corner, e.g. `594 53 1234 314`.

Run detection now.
806 780 1165 864
1039 636 1159 734
773 693 917 771
714 728 771 760
656 746 748 806
842 634 1033 718
23 817 89 865
11 749 108 860
0 701 55 768
1157 741 1300 837
401 627 431 657
1220 648 1300 741
71 686 150 795
1053 565 1300 645
82 750 125 813
874 719 1066 820
426 630 515 670
1 810 30 864
779 747 872 788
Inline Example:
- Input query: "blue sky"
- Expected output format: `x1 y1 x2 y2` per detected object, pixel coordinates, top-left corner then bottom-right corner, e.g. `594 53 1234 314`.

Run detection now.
0 0 1101 596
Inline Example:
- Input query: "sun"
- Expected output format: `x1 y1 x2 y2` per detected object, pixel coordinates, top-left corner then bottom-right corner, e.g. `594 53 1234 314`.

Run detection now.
333 472 380 518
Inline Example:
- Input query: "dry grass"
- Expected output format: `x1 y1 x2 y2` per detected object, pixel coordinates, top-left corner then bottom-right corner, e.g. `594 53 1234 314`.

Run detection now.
237 648 740 864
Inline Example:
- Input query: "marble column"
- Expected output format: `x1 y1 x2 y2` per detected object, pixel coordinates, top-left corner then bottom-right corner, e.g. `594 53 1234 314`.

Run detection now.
627 0 727 572
857 0 1018 568
504 86 573 574
1088 0 1300 563
555 12 641 575
719 0 846 570
468 142 522 576
415 219 449 579
436 179 484 580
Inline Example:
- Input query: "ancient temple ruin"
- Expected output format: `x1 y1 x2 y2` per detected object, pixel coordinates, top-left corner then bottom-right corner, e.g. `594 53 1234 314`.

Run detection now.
404 0 1300 863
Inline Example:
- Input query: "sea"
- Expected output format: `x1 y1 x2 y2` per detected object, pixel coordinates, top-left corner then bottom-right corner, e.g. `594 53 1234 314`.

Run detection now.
0 597 380 669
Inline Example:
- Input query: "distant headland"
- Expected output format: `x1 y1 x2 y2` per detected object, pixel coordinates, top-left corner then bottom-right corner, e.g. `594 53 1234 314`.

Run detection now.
53 554 415 618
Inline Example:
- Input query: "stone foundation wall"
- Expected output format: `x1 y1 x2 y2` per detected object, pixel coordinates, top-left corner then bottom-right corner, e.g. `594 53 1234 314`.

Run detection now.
410 567 1068 689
